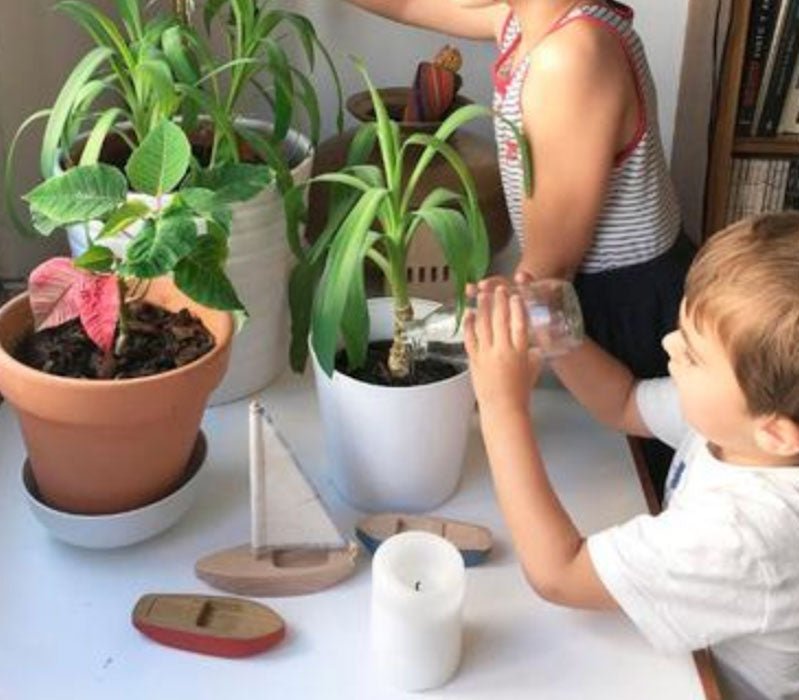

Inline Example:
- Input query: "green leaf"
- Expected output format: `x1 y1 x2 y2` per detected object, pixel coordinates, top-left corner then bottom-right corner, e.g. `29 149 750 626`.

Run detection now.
351 57 399 193
97 200 151 239
174 234 246 312
339 235 374 369
73 245 115 272
123 215 197 278
288 257 324 372
347 123 378 166
126 119 191 196
412 206 471 302
193 163 272 203
24 164 128 231
79 107 124 165
311 188 387 376
40 46 113 177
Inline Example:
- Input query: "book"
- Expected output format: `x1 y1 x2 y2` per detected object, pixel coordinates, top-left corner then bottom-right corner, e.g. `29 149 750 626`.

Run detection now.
737 0 782 135
777 54 799 133
784 159 799 209
725 158 744 224
757 0 799 135
752 0 793 134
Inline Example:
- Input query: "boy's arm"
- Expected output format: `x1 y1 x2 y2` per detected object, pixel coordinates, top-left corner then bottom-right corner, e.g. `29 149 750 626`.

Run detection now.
480 405 618 609
342 0 505 40
465 288 618 609
549 339 653 438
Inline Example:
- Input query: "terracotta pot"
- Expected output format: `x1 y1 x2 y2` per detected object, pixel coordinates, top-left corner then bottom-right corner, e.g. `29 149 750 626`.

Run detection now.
0 278 233 515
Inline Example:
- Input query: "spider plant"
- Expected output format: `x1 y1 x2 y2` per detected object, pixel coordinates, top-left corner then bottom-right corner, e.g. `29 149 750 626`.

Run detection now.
4 0 341 236
287 58 531 379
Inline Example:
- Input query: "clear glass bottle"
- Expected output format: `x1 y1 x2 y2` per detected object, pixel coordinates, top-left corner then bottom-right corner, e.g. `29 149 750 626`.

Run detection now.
403 279 584 366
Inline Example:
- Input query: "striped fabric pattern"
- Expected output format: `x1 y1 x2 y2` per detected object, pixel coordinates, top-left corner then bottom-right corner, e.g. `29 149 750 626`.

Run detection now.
493 2 681 273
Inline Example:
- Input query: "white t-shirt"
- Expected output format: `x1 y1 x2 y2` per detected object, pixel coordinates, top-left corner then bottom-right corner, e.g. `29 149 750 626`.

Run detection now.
587 378 799 700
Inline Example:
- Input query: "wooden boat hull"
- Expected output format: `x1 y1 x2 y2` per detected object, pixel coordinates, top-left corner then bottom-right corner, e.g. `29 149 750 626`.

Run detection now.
132 594 285 657
195 542 359 597
356 513 492 567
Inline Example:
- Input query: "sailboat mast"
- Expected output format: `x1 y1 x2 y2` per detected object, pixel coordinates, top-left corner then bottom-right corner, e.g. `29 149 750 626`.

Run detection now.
250 402 267 556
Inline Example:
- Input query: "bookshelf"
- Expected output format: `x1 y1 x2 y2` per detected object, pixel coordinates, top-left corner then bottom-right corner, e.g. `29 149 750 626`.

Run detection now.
705 0 799 238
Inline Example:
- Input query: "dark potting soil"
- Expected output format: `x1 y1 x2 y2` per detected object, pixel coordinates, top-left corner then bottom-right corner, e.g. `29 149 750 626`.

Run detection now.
335 339 461 387
14 301 215 380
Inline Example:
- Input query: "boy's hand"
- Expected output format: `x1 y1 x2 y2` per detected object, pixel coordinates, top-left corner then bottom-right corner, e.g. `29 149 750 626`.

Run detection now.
464 286 540 414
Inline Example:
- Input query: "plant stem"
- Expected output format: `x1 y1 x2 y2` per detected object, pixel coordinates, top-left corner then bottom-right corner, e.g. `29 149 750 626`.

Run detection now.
387 251 413 378
173 0 190 25
115 276 130 356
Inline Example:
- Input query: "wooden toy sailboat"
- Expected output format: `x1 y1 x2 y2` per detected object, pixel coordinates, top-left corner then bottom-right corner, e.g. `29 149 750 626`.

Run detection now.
195 402 358 597
132 593 285 658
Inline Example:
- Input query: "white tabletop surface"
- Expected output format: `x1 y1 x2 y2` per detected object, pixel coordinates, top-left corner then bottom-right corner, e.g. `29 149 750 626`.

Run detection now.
0 369 708 700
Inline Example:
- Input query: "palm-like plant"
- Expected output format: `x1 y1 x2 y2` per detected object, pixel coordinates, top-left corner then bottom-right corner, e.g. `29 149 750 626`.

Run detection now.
287 59 530 379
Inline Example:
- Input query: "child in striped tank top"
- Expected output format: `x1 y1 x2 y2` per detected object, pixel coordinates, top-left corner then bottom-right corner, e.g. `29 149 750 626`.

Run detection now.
338 0 693 499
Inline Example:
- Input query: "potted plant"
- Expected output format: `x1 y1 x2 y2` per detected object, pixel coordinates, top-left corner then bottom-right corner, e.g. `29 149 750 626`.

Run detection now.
4 0 342 403
0 119 252 516
287 60 530 512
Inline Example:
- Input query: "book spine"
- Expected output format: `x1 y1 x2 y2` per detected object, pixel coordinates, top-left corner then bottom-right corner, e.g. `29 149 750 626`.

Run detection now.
774 159 791 209
737 0 781 135
734 159 751 221
784 159 799 209
777 54 799 133
758 0 799 135
725 158 742 225
752 0 791 134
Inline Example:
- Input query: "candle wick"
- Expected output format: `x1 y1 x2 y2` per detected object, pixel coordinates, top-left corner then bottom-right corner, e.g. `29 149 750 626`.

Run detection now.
414 581 422 592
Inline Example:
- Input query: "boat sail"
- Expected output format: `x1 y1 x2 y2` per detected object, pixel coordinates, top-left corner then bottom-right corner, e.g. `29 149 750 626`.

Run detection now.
196 402 358 596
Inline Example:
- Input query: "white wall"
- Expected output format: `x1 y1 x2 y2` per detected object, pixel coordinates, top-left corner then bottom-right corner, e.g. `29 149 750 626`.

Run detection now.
292 1 690 155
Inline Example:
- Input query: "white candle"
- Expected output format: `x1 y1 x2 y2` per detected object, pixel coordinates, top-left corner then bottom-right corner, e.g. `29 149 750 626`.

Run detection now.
371 531 466 692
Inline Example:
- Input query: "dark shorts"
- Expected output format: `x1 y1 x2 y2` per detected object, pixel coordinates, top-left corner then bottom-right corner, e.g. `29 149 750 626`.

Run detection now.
573 234 696 501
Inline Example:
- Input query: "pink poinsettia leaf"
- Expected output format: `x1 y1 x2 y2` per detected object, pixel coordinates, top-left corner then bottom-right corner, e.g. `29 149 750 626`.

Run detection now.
77 275 120 352
28 257 88 330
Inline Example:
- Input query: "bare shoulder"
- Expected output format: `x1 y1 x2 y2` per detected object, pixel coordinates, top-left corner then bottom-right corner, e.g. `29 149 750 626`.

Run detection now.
526 19 630 94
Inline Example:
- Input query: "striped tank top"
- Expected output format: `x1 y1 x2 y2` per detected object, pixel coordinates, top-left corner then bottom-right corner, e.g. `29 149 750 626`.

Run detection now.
492 2 681 273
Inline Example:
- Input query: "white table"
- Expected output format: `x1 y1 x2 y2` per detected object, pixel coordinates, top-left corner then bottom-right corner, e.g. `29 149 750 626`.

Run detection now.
0 370 711 699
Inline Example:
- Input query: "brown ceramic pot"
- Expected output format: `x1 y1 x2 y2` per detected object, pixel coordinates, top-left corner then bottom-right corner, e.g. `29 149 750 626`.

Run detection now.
0 278 233 515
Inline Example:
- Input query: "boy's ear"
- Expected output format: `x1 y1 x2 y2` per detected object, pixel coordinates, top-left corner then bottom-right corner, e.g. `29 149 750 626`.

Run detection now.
753 414 799 458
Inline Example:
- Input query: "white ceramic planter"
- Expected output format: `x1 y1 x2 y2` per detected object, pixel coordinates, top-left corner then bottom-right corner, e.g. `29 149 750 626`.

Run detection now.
312 298 475 513
65 122 314 405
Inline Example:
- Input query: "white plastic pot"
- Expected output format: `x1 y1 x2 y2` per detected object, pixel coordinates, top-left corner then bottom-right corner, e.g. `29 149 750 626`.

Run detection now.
312 298 475 513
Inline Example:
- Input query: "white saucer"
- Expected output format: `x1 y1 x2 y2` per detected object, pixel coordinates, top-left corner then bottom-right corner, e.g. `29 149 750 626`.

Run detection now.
22 432 207 549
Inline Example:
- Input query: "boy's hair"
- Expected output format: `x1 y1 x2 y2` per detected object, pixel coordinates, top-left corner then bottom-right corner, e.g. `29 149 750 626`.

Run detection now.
685 212 799 423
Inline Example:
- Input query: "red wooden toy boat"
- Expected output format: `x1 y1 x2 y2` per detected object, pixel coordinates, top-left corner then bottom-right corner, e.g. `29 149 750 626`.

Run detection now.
132 593 285 658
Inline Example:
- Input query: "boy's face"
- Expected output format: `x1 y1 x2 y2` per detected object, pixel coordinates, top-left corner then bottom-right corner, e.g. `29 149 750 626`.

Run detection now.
662 302 756 462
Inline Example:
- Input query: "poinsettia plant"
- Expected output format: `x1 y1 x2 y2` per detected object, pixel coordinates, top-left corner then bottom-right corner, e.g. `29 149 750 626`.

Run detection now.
23 117 266 355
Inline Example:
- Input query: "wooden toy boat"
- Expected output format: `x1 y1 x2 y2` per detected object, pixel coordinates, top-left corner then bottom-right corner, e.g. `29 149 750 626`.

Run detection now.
132 593 285 658
195 402 358 597
356 513 492 567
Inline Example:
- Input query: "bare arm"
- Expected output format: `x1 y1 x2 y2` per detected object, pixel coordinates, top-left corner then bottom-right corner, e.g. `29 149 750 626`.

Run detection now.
342 0 506 40
549 339 652 437
464 288 617 609
516 21 639 279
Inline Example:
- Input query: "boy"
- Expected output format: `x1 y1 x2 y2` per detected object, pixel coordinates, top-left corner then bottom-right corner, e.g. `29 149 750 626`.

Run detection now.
464 212 799 700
